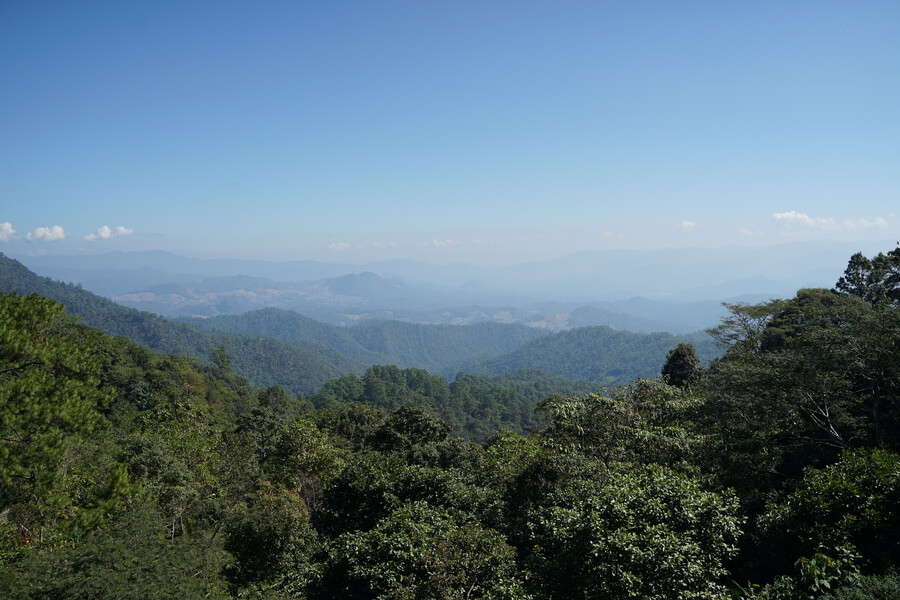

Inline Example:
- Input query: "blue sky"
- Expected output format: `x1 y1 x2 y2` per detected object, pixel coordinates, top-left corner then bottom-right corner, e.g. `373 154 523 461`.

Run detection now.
2 1 898 264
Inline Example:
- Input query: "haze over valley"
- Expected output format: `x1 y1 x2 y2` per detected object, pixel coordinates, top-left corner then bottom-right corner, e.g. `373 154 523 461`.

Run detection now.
9 239 886 333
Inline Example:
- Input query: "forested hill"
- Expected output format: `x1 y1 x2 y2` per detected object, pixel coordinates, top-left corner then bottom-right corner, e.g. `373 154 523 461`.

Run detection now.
0 253 361 393
0 253 719 390
307 366 609 440
463 325 719 384
186 308 549 377
2 246 899 598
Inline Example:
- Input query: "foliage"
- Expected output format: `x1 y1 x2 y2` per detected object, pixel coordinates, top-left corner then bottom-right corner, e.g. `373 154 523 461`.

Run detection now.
706 299 787 356
314 453 502 539
834 246 900 308
536 379 707 468
742 547 862 600
0 292 112 520
264 417 347 509
463 325 720 385
663 341 702 388
2 499 229 600
224 481 319 595
312 401 387 451
523 465 741 600
370 404 453 452
760 449 900 572
700 289 900 511
820 573 900 600
308 365 608 441
316 502 526 600
2 247 900 597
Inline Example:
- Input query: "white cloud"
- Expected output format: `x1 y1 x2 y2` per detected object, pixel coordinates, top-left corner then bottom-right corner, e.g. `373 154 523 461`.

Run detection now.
427 238 461 247
329 242 351 250
85 225 134 241
0 222 16 242
679 220 698 232
739 227 763 238
847 216 889 229
25 225 68 242
772 211 889 232
772 211 836 230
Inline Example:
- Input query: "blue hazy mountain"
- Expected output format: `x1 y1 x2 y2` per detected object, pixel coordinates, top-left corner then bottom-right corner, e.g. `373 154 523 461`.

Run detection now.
186 307 549 378
10 239 877 332
1 253 716 393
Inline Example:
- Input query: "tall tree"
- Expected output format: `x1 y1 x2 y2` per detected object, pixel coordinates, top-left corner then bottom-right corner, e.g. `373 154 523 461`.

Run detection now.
661 342 701 388
834 245 900 307
0 293 111 507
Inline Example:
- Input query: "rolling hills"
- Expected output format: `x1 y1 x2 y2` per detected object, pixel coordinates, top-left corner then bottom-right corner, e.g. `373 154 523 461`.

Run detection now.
185 308 548 377
461 325 719 384
0 253 359 393
1 252 718 394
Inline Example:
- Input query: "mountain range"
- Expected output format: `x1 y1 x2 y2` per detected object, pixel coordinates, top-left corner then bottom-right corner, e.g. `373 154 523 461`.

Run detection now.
10 240 875 332
0 253 718 393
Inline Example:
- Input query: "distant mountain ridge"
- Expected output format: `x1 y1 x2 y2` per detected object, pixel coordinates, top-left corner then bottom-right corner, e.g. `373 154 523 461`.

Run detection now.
462 326 719 384
1 252 719 392
186 308 549 378
12 241 878 331
0 253 359 394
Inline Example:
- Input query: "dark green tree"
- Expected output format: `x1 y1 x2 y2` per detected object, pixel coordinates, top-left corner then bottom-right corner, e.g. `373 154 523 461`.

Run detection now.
661 341 701 388
224 481 319 596
706 299 788 357
258 385 296 421
701 288 900 508
760 448 900 572
2 499 229 600
0 293 111 508
834 246 900 308
370 404 452 452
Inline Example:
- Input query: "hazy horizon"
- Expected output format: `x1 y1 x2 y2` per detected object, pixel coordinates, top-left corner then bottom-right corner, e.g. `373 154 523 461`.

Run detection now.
3 237 896 269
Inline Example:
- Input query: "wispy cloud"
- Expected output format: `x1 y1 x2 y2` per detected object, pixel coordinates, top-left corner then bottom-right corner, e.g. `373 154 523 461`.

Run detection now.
679 220 698 232
85 225 134 241
358 241 396 249
26 225 68 242
329 242 351 250
739 227 763 238
847 217 890 229
772 211 889 231
418 238 462 248
0 222 16 242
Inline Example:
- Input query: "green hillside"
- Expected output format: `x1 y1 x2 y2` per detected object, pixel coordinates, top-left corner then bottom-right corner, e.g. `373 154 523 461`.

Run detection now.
463 325 719 384
186 308 382 363
189 308 549 376
349 319 549 376
0 253 361 393
2 252 720 393
308 365 608 440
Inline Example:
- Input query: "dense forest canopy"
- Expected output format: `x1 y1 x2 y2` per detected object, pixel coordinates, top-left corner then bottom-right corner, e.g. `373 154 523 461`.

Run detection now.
0 246 898 599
